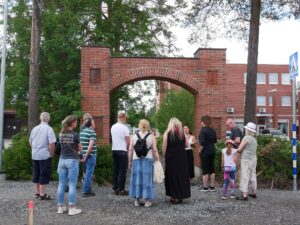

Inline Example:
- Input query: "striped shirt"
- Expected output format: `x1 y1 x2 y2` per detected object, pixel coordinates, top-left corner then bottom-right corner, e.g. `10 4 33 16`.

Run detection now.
80 127 97 155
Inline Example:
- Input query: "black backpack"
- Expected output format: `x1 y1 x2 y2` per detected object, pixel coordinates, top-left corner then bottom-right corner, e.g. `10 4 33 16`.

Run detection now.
134 132 151 158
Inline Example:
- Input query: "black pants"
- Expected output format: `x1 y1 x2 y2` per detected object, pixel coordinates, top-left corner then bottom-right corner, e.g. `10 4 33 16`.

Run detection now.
112 151 128 191
200 152 215 175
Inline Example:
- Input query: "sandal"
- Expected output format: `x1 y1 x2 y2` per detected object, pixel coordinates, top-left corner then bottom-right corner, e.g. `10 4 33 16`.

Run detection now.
248 194 257 199
35 193 40 199
39 194 54 200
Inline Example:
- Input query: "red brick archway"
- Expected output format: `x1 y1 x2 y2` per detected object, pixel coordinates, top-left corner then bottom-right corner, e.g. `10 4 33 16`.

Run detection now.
81 46 228 148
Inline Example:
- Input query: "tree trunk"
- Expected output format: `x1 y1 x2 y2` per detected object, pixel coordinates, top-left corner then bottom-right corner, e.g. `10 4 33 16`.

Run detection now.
244 0 261 125
28 0 42 132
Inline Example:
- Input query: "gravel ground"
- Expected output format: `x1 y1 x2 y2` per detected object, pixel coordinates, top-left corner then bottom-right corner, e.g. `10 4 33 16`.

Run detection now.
0 180 300 225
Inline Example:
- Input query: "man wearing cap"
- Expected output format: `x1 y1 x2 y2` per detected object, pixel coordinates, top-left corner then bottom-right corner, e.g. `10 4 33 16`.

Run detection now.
235 122 258 201
111 111 130 195
29 112 56 200
226 118 243 148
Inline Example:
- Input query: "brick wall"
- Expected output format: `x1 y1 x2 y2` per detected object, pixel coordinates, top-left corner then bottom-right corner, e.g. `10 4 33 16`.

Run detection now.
81 46 294 167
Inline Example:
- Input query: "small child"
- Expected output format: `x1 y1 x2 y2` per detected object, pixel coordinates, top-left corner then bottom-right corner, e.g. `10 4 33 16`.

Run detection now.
221 139 237 200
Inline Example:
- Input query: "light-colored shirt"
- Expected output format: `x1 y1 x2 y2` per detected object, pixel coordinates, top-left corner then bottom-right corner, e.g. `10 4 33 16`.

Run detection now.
29 122 56 160
222 148 237 167
111 122 130 151
185 135 194 150
241 135 257 160
132 132 153 159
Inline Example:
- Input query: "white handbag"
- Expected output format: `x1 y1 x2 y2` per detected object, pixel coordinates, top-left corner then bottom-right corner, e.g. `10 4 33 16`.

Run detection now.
153 161 165 183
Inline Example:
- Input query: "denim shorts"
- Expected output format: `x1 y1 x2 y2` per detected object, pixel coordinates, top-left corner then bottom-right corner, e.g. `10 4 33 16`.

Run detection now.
32 157 52 185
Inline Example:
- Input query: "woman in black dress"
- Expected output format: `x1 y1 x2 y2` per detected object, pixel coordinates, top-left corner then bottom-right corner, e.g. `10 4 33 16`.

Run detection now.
162 117 191 204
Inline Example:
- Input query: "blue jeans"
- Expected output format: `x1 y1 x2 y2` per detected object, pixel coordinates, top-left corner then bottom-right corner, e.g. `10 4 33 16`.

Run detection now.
57 158 79 206
83 154 96 193
112 151 128 191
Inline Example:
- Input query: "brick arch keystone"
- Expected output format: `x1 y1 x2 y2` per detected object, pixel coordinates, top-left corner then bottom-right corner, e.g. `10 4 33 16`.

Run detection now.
106 67 199 95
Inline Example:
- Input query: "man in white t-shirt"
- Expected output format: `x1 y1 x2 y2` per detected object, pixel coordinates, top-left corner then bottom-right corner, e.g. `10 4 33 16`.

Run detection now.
111 111 130 195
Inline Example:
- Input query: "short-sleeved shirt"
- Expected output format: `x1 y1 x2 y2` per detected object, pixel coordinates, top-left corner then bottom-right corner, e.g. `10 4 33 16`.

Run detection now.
199 126 217 154
80 127 97 156
131 132 153 159
241 135 257 160
111 122 130 151
29 122 56 160
59 131 80 159
230 126 243 148
222 148 238 167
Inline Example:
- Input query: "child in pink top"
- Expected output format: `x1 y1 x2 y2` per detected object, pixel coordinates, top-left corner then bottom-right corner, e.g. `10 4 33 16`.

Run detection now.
221 139 237 199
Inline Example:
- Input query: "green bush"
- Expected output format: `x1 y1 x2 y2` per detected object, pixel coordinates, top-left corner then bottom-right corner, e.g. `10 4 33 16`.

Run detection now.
94 144 113 185
214 140 225 177
3 132 32 180
257 135 296 189
214 136 300 189
3 132 60 181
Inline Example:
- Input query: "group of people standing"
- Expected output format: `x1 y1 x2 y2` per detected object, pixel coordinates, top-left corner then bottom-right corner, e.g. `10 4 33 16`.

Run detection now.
125 115 258 206
29 111 258 216
29 112 97 216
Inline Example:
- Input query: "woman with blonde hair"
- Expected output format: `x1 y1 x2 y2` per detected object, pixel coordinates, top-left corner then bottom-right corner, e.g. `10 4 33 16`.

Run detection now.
163 117 191 204
128 119 160 207
235 122 258 201
57 115 82 216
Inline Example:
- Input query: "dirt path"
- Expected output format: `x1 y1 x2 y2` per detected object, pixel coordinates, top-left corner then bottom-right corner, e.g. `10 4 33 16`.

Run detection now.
0 181 299 225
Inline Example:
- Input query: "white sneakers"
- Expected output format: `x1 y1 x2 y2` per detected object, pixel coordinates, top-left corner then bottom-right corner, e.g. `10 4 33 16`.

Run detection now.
144 201 152 207
57 206 82 216
68 207 82 216
57 206 67 214
134 199 152 207
134 199 140 207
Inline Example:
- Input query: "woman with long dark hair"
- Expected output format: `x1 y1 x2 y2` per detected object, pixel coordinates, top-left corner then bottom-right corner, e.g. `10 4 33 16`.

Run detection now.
163 117 191 204
57 115 82 216
184 125 196 181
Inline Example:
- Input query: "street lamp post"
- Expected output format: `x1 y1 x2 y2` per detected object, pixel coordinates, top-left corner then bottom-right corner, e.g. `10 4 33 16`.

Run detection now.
0 0 8 176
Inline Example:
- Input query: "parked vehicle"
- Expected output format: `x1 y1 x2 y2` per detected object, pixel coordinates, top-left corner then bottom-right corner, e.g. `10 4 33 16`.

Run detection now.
266 129 290 141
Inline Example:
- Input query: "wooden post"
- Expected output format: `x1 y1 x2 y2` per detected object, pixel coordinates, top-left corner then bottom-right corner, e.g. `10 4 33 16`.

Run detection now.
28 201 34 225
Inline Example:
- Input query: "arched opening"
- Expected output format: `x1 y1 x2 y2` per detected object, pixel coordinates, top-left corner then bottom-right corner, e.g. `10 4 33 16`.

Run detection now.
81 46 227 148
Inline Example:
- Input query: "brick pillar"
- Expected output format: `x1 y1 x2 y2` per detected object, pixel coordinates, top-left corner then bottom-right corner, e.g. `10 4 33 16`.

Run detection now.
81 46 111 144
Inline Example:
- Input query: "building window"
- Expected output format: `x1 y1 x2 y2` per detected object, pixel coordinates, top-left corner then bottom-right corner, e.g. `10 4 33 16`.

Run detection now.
257 96 266 106
282 96 291 106
278 120 289 135
269 96 273 106
281 73 291 85
244 73 247 84
257 73 266 84
269 73 278 84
